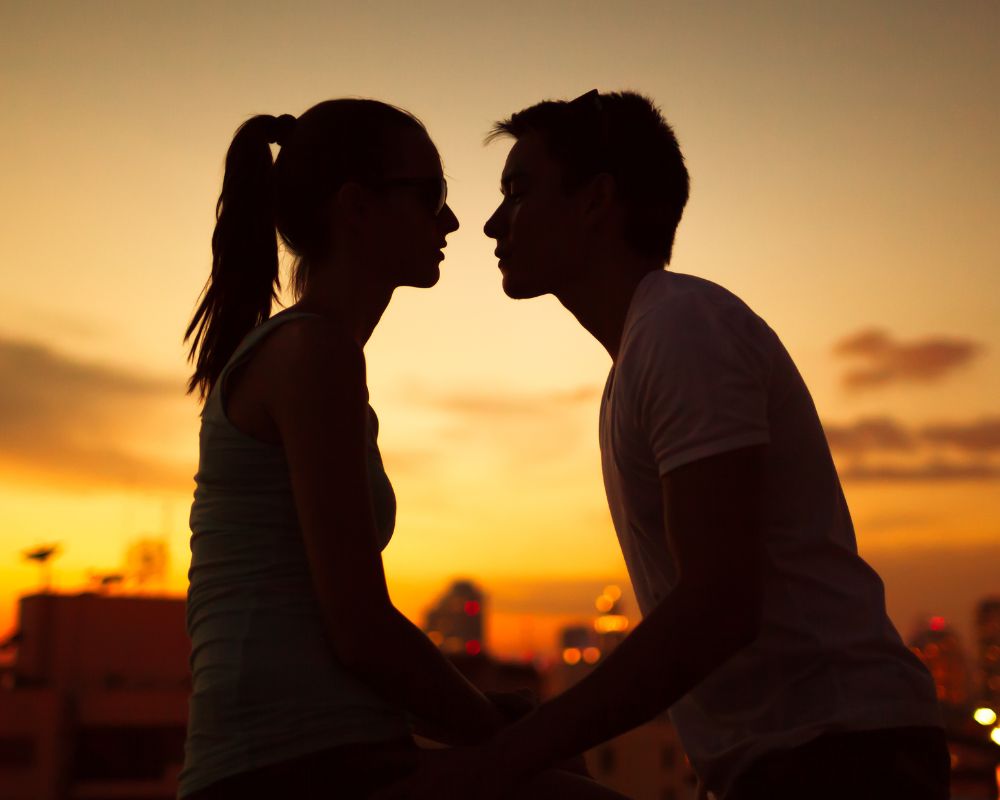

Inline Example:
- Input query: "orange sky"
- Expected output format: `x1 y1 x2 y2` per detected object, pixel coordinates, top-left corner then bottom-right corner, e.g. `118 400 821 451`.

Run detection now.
1 2 998 658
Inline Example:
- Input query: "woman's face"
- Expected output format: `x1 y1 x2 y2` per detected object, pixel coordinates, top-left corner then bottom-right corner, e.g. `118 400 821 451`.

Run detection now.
364 127 459 290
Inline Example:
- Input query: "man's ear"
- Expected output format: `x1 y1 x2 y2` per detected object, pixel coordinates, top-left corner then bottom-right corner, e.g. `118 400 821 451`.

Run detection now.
582 172 618 225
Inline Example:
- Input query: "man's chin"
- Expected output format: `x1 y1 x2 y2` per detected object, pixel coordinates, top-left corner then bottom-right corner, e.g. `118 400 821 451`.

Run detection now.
500 272 547 300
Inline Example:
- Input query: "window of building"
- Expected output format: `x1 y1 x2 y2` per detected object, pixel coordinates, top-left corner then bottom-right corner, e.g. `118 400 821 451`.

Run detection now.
0 736 35 766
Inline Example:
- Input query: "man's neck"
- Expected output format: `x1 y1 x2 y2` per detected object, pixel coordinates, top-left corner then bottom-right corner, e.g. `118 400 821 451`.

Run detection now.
554 257 663 362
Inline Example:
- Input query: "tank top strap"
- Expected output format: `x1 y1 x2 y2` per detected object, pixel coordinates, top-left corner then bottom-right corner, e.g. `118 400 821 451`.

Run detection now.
204 310 324 417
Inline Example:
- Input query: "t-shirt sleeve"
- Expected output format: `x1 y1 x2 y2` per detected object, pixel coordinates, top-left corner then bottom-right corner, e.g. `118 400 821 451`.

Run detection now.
627 302 772 476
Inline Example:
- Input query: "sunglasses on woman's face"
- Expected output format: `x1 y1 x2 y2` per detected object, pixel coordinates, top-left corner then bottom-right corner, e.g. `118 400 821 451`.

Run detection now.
373 176 448 217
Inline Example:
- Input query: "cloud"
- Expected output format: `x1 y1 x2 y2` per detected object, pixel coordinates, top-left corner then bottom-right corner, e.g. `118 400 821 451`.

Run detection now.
833 328 983 390
0 336 192 492
0 304 112 342
825 416 1000 456
920 418 1000 453
839 461 1000 483
822 417 916 455
825 415 1000 483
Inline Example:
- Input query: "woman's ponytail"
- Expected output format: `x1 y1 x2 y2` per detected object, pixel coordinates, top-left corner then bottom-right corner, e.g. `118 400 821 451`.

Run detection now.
184 114 295 399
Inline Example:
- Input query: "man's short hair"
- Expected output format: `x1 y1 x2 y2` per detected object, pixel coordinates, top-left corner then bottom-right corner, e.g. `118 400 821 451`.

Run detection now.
487 90 689 264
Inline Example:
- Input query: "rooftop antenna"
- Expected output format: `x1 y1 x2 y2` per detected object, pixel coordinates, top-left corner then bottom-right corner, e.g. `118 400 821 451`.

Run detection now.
23 544 61 593
87 571 125 594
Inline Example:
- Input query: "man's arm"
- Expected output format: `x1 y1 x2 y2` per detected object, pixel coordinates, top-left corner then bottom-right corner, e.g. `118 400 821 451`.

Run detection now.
489 444 766 782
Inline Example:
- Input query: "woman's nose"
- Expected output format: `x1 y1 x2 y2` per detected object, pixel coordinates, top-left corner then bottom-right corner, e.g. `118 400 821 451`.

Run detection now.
484 205 504 239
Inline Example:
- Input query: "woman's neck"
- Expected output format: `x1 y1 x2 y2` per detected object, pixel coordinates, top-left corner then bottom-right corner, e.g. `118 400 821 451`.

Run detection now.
292 267 394 347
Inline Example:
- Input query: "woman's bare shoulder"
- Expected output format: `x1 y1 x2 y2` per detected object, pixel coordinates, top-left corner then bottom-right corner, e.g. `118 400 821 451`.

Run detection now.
263 314 364 377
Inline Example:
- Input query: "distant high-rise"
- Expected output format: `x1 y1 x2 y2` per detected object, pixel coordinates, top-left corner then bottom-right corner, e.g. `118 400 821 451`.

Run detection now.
974 596 1000 708
423 579 485 656
909 616 970 707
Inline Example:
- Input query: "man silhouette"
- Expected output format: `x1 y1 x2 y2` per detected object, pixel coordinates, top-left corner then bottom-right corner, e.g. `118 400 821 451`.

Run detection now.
384 90 949 800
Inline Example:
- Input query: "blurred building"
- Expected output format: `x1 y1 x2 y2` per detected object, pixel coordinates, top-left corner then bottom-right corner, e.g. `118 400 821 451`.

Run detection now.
907 614 1000 799
557 585 630 670
976 597 1000 709
0 591 190 800
423 579 485 656
910 615 971 707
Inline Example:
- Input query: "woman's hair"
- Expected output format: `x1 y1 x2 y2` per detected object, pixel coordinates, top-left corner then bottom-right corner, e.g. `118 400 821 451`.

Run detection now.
185 99 427 399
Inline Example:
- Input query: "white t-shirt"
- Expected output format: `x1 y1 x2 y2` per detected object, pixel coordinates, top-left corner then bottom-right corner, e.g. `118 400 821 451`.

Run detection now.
599 270 940 798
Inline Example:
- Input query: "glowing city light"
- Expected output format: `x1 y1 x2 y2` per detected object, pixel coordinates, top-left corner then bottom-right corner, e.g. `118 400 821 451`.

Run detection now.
583 647 601 664
563 647 581 665
464 600 481 616
595 595 614 613
991 726 1000 747
929 616 946 631
594 614 629 633
426 630 443 646
465 639 481 656
974 708 998 726
604 585 622 601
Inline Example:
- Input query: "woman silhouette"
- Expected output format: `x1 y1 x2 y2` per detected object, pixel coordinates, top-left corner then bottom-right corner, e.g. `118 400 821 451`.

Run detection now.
178 99 628 800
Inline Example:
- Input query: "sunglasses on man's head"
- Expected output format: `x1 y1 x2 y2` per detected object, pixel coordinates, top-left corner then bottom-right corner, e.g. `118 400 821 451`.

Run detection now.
568 89 611 171
372 176 448 217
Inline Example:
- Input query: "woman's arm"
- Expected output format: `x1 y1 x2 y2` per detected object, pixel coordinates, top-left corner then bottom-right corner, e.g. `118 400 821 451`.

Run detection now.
266 317 505 744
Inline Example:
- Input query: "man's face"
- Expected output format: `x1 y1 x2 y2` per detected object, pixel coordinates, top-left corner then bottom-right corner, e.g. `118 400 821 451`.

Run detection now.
484 132 586 299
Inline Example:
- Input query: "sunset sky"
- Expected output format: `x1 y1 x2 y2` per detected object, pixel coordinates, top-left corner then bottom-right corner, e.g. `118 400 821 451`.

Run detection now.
2 1 998 659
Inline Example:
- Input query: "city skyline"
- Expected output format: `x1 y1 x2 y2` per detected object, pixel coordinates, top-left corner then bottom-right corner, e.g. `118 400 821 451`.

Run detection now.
5 580 998 798
5 567 998 679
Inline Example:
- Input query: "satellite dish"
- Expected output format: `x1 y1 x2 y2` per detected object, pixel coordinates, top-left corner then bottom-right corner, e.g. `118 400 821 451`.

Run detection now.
24 545 59 562
86 571 125 593
22 544 61 592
